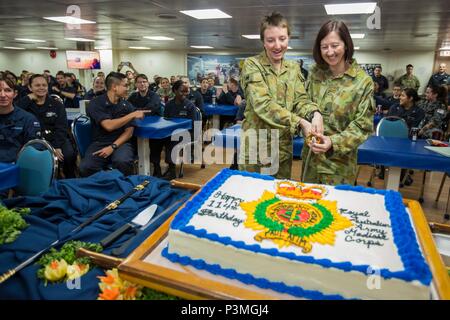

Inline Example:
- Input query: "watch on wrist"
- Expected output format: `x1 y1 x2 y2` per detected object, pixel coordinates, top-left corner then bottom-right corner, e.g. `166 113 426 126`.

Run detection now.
111 143 118 150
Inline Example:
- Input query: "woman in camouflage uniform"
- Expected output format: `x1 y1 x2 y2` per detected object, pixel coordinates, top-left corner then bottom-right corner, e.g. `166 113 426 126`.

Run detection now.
239 12 322 179
418 84 448 139
303 20 375 185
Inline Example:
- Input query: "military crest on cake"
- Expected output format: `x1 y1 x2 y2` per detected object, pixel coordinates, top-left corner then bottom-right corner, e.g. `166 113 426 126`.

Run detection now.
240 181 353 253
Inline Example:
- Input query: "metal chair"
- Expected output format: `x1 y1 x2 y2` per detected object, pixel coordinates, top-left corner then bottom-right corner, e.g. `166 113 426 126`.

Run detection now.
178 107 205 178
50 94 64 105
435 173 450 220
16 139 58 196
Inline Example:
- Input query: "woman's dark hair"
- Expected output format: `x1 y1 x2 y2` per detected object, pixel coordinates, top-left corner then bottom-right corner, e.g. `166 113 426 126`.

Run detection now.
402 88 420 103
29 73 47 86
135 74 148 82
0 74 16 90
105 72 126 90
172 79 184 93
4 71 18 82
313 20 354 66
428 84 448 104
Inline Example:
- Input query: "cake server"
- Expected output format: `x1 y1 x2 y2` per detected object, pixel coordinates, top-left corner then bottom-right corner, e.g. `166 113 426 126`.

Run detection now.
100 204 158 248
111 198 186 256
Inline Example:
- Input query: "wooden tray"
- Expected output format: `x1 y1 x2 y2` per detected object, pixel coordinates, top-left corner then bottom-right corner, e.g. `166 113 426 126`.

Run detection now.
116 197 450 300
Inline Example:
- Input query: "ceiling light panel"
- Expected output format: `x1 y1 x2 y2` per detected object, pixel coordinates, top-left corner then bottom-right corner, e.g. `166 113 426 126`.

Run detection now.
43 16 96 24
180 9 232 20
325 3 377 15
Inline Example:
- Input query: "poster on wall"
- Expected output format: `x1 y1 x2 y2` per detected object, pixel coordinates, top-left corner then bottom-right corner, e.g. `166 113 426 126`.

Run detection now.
359 63 381 77
187 53 314 85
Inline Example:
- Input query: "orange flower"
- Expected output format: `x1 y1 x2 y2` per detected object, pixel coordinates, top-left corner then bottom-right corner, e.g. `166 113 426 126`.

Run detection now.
124 286 138 300
98 287 121 300
97 268 143 300
98 273 115 285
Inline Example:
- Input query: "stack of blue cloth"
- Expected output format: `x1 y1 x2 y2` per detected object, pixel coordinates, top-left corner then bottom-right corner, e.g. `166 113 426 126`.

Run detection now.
0 170 191 300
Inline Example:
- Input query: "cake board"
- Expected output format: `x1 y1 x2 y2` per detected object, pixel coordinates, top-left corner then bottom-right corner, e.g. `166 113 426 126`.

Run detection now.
117 193 450 300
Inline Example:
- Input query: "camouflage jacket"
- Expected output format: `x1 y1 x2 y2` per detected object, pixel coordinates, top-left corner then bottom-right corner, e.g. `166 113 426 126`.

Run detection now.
395 74 420 91
239 51 318 165
156 87 175 101
418 99 448 130
303 59 375 185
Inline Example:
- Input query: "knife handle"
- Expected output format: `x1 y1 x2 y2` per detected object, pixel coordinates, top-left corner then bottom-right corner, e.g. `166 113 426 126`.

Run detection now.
100 224 131 248
111 230 141 257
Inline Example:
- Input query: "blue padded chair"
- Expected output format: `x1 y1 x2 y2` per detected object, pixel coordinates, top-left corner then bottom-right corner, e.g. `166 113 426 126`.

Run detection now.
376 116 409 138
178 107 205 178
71 114 92 158
365 116 409 187
16 139 58 196
372 117 426 201
71 114 132 172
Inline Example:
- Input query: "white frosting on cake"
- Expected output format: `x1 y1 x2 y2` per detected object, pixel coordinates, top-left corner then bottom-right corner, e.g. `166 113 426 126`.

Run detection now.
166 173 431 299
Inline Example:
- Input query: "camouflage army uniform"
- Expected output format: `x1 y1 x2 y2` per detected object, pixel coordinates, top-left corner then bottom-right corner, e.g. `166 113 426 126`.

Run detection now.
395 74 420 91
418 100 448 138
302 59 375 185
239 51 319 179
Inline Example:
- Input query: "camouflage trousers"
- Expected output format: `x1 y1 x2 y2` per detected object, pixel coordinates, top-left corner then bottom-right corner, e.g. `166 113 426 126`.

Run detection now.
301 164 356 185
239 157 292 180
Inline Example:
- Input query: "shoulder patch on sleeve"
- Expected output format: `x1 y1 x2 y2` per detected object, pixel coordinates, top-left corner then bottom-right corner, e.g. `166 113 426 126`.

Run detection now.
247 72 263 82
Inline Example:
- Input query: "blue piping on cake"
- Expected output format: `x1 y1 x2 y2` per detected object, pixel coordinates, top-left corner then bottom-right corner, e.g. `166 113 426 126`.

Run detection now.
161 247 347 300
171 169 432 287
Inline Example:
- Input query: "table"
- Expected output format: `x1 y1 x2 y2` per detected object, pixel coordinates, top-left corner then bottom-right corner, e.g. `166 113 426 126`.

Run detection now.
358 137 450 190
213 126 450 191
0 162 19 192
204 104 238 129
133 116 192 175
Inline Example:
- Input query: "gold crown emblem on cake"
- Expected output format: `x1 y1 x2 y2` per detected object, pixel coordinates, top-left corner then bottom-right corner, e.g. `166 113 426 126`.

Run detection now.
276 181 326 200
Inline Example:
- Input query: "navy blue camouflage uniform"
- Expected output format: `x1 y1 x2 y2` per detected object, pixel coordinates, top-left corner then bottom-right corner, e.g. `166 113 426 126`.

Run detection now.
79 94 136 177
84 89 106 101
217 88 245 128
372 74 389 96
128 90 162 115
387 103 425 130
187 89 204 114
17 95 76 178
428 72 449 88
198 88 214 104
0 107 41 163
149 98 196 168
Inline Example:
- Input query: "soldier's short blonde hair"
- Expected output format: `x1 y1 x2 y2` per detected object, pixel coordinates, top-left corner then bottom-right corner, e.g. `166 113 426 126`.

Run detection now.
260 12 291 42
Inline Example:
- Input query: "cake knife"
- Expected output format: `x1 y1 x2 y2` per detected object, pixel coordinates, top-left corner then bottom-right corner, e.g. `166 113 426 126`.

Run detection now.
100 204 158 248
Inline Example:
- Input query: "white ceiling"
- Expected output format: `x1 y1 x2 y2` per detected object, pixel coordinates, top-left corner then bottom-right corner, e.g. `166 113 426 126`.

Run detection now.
0 0 449 52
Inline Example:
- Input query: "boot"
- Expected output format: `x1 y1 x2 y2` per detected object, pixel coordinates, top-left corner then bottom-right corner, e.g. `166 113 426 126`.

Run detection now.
404 175 414 186
152 163 162 178
163 164 177 181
